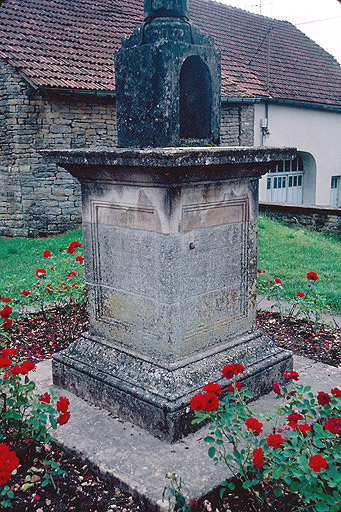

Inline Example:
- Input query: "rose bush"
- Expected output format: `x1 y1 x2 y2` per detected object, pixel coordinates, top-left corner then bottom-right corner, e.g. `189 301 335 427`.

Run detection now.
0 346 71 506
16 242 87 344
189 365 341 512
257 269 333 328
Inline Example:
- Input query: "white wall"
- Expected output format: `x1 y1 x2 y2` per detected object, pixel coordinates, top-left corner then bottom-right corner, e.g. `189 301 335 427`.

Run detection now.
255 103 341 206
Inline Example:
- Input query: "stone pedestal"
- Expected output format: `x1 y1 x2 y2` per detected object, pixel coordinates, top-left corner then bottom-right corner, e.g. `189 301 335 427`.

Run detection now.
45 146 294 442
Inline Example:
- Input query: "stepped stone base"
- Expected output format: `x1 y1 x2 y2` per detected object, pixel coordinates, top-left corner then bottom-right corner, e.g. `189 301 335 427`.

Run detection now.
53 330 292 442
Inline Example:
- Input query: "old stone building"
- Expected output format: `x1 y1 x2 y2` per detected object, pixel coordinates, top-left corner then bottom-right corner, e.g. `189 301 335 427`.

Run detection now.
0 0 340 236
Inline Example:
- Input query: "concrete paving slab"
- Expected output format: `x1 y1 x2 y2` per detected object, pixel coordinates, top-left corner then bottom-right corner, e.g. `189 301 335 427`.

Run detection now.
33 355 341 511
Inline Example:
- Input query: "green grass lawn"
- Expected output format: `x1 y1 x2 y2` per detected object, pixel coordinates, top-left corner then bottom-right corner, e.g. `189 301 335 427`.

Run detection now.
0 229 83 301
257 215 341 313
0 217 340 312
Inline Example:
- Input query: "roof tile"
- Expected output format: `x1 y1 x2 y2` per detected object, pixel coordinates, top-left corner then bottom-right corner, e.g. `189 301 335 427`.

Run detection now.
0 0 340 106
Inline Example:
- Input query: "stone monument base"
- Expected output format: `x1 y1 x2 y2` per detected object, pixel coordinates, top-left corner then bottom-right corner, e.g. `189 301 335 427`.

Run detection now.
53 330 292 442
45 146 296 443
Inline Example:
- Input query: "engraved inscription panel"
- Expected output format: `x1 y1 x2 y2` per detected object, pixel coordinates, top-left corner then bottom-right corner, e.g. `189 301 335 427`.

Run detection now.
95 201 159 232
182 199 248 232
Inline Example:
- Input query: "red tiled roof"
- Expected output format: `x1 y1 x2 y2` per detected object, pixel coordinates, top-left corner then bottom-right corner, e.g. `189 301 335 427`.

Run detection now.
0 0 340 107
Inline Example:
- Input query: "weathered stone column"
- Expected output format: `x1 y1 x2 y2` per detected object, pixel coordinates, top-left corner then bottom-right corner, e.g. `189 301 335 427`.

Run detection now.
46 146 294 441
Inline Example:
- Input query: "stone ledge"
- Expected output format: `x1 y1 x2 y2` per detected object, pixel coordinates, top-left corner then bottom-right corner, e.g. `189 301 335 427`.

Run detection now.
42 146 296 168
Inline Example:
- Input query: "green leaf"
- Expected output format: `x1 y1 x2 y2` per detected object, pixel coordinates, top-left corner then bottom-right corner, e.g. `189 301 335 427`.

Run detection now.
315 502 329 512
0 499 12 508
242 481 254 489
204 436 215 443
227 482 235 490
219 487 226 499
273 487 282 497
208 446 216 458
49 414 57 430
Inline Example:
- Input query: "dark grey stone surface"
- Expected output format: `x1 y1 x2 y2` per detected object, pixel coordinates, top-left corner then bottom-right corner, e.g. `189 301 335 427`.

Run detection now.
114 0 220 147
53 331 292 441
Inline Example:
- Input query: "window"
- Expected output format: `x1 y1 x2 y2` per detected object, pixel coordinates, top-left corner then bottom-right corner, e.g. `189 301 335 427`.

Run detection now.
330 176 340 207
266 157 304 204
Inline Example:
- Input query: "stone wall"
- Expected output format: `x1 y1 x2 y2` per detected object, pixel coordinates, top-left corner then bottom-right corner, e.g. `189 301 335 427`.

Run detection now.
0 58 116 237
260 202 341 234
0 59 253 237
220 104 254 146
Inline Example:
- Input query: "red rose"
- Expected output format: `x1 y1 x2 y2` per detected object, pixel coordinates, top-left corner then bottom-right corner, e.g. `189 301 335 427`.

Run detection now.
245 418 263 436
284 371 299 381
189 498 199 510
0 444 20 485
273 381 281 395
324 417 341 435
253 447 264 468
190 392 204 411
39 392 51 404
0 356 12 368
69 241 82 249
2 318 12 329
57 396 70 413
202 382 222 395
275 278 282 284
0 305 12 318
1 297 11 303
2 348 17 357
317 391 331 406
308 454 328 473
57 412 71 425
11 364 22 376
43 250 52 258
18 361 36 375
266 434 285 449
287 412 304 422
257 269 262 273
296 292 305 298
296 424 312 435
331 387 341 398
76 256 84 263
20 290 31 296
68 271 76 278
306 271 318 281
67 241 82 254
35 268 46 278
228 381 242 393
221 363 245 380
201 392 220 412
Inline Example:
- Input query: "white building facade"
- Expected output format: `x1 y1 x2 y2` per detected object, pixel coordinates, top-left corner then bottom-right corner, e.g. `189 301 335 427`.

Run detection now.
256 102 341 207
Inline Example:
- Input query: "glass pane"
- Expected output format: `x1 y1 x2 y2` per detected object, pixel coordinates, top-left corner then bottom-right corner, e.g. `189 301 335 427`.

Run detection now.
297 155 304 171
294 175 297 187
267 177 271 189
278 177 282 188
298 175 302 186
285 160 291 172
274 177 277 189
282 177 286 187
289 176 292 187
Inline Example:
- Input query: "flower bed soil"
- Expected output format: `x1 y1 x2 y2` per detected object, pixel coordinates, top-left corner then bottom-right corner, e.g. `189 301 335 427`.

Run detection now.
2 309 340 511
7 441 144 512
257 311 340 368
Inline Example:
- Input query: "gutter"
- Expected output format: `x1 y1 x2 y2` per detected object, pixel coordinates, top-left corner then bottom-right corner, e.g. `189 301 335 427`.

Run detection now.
39 87 116 99
222 96 341 113
11 64 341 111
